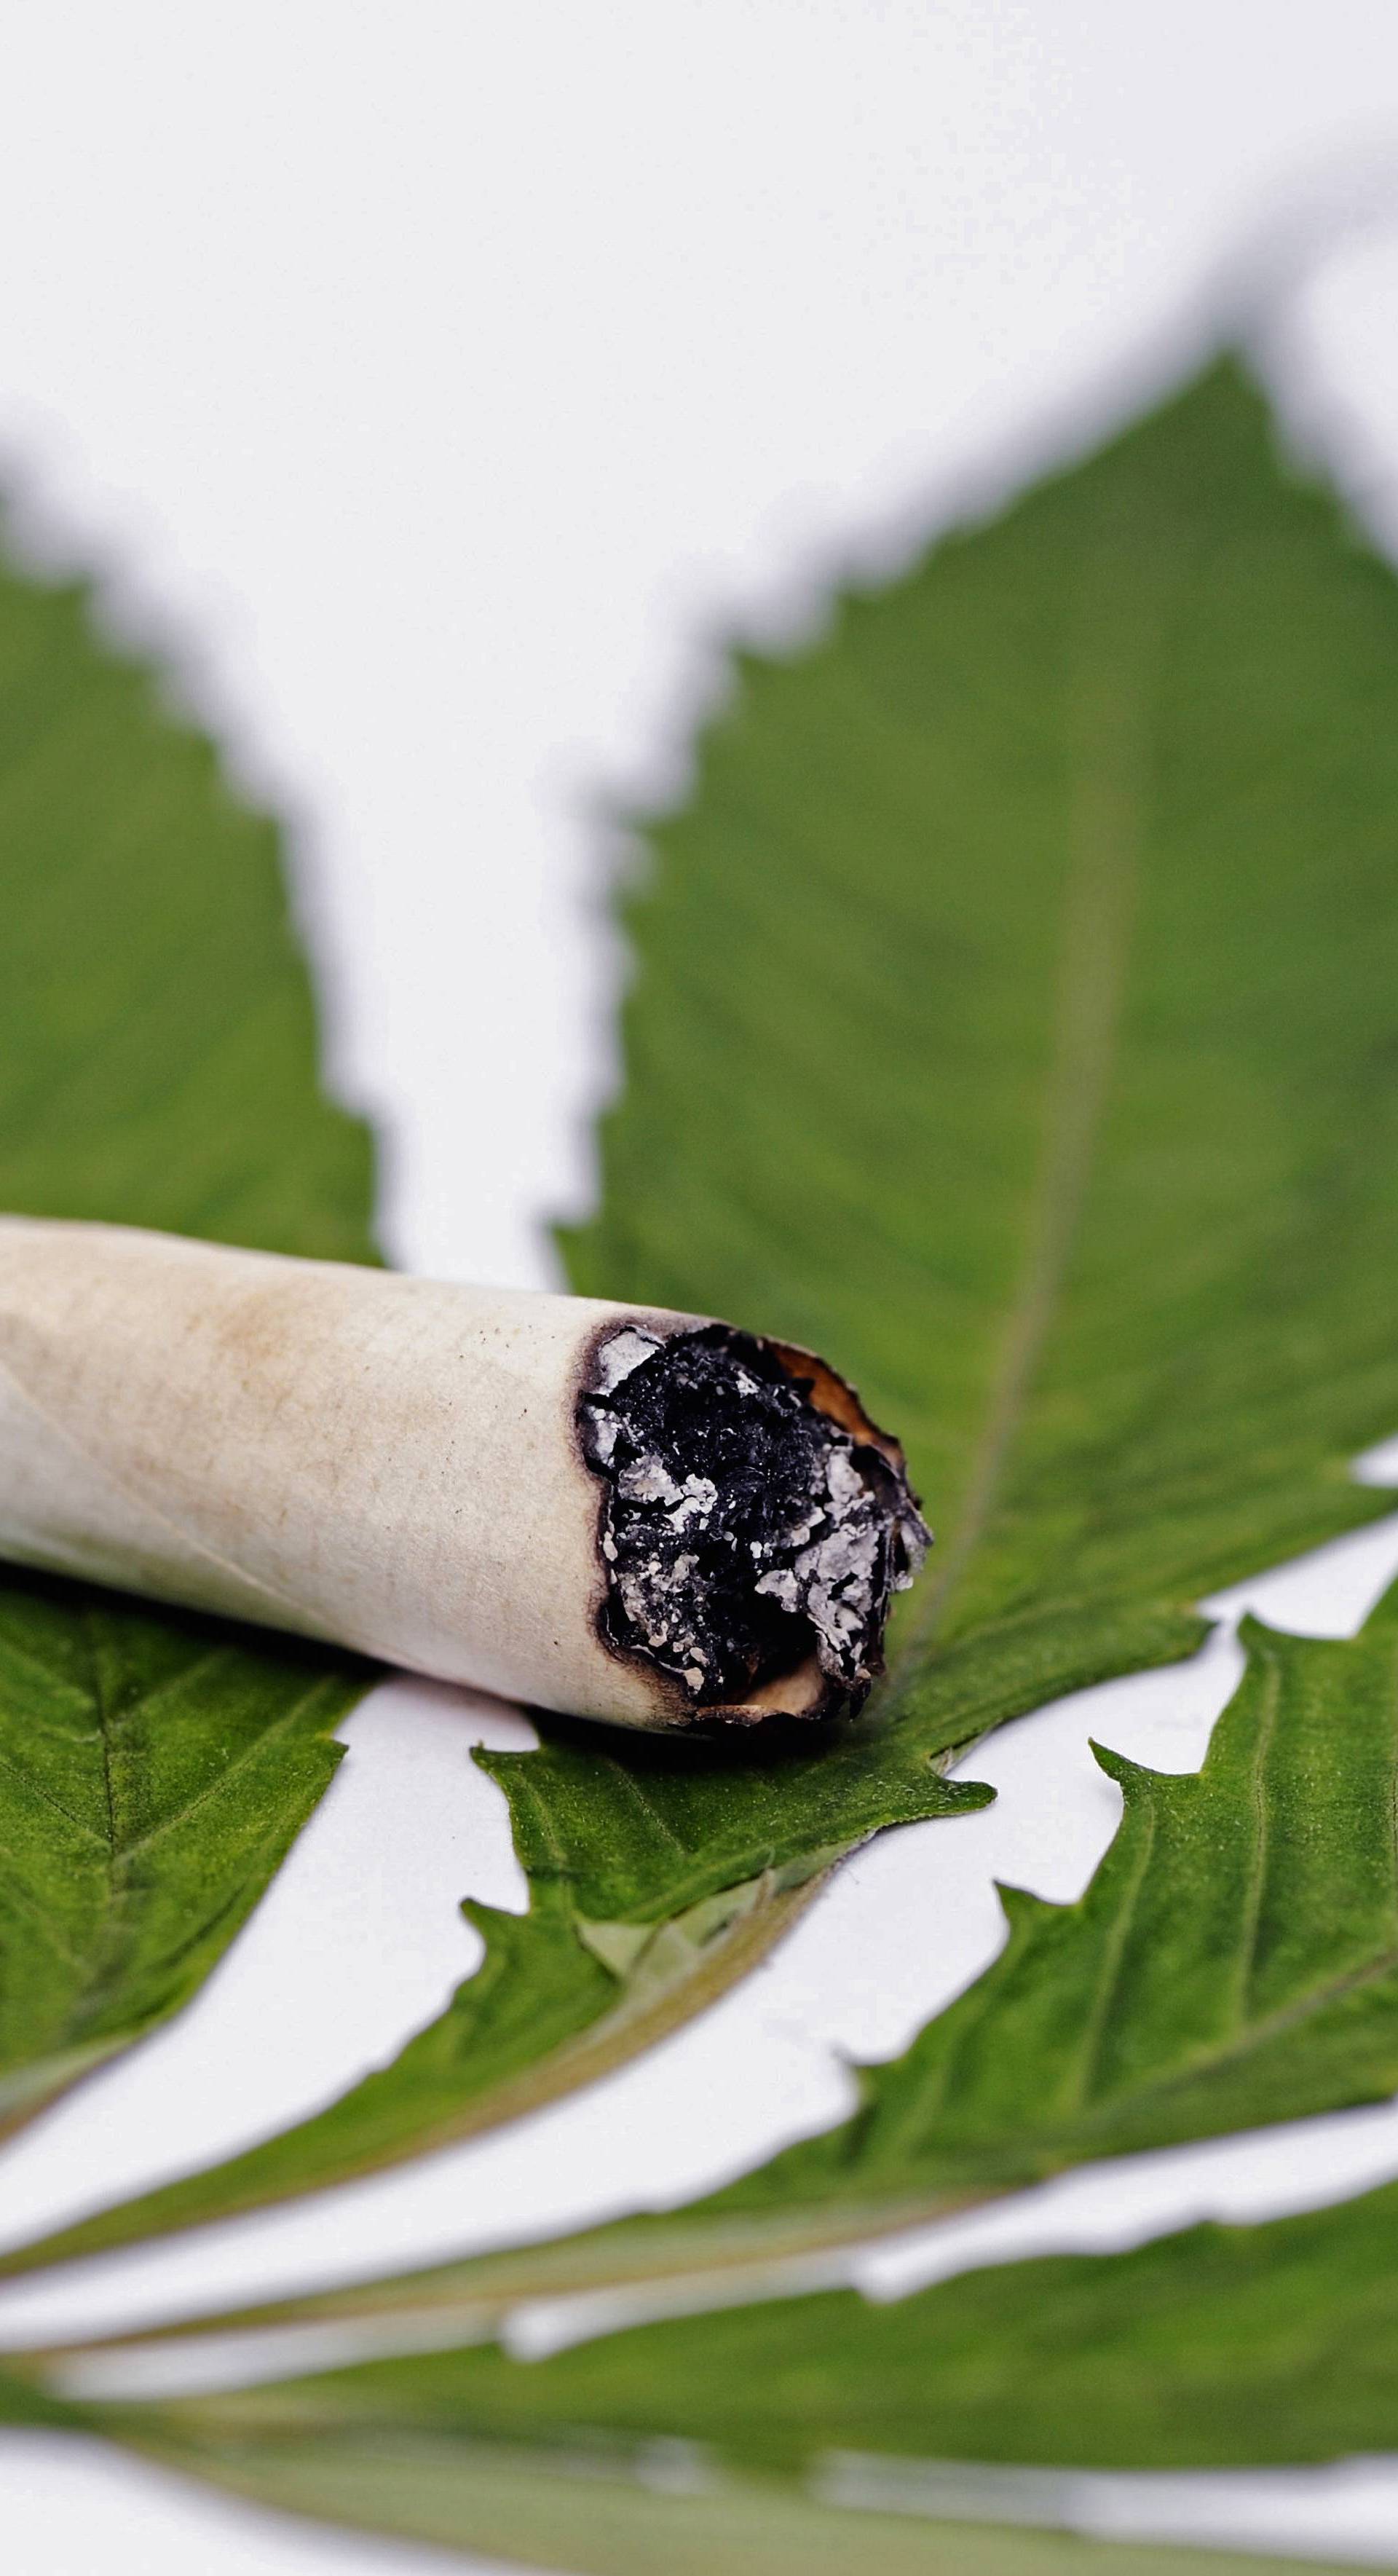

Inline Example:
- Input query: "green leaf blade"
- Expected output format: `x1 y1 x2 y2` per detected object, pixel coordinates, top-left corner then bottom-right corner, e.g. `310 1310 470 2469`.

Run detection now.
26 350 1398 2256
568 361 1398 1702
734 1584 1398 2210
151 2173 1398 2482
128 1577 1398 2345
0 532 380 2121
0 1577 363 2134
68 2186 1398 2574
0 1857 846 2273
92 2421 1342 2576
475 1726 991 1923
0 551 376 1261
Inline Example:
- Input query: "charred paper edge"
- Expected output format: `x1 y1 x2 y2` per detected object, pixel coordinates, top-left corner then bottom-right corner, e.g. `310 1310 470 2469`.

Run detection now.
572 1312 930 1731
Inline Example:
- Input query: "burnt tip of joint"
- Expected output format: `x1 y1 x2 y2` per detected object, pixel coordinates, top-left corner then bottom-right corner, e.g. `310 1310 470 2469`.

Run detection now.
578 1319 930 1725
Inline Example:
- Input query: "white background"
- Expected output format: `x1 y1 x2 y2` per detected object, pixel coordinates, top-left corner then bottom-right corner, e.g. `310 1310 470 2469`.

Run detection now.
7 5 1398 2568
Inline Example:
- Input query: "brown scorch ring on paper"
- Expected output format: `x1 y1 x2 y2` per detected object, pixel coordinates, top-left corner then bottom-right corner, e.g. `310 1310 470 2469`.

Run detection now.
579 1320 928 1723
0 1218 929 1731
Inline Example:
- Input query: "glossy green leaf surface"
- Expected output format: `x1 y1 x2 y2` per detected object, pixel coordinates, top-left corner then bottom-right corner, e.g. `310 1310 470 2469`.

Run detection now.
0 535 378 2122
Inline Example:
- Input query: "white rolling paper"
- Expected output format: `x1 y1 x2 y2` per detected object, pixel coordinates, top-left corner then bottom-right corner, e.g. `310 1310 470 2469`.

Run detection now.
0 1220 927 1732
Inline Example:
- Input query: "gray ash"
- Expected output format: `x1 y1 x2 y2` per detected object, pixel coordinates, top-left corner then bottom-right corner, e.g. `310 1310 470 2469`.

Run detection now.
578 1323 929 1714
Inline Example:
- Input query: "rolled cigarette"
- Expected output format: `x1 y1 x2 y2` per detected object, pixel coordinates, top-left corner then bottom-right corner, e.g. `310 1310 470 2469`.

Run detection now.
0 1219 929 1732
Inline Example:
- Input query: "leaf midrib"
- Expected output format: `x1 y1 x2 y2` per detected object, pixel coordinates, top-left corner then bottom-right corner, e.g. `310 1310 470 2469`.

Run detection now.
893 631 1145 1675
1233 1644 1284 2030
9 1636 333 2068
1082 1926 1398 2133
878 1926 1398 2192
60 1604 127 2054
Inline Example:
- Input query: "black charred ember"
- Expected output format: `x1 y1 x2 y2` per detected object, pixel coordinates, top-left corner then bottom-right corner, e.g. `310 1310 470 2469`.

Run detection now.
578 1323 929 1714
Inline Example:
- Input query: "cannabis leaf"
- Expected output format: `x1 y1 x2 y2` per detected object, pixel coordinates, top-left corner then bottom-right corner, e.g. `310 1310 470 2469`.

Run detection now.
733 1580 1398 2210
0 1577 361 2138
2 2370 1344 2576
0 541 375 1259
566 358 1398 1701
73 2169 1398 2496
0 1764 987 2269
9 347 1398 2576
0 532 378 2120
47 1588 1398 2561
17 350 1398 2256
102 1580 1398 2349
